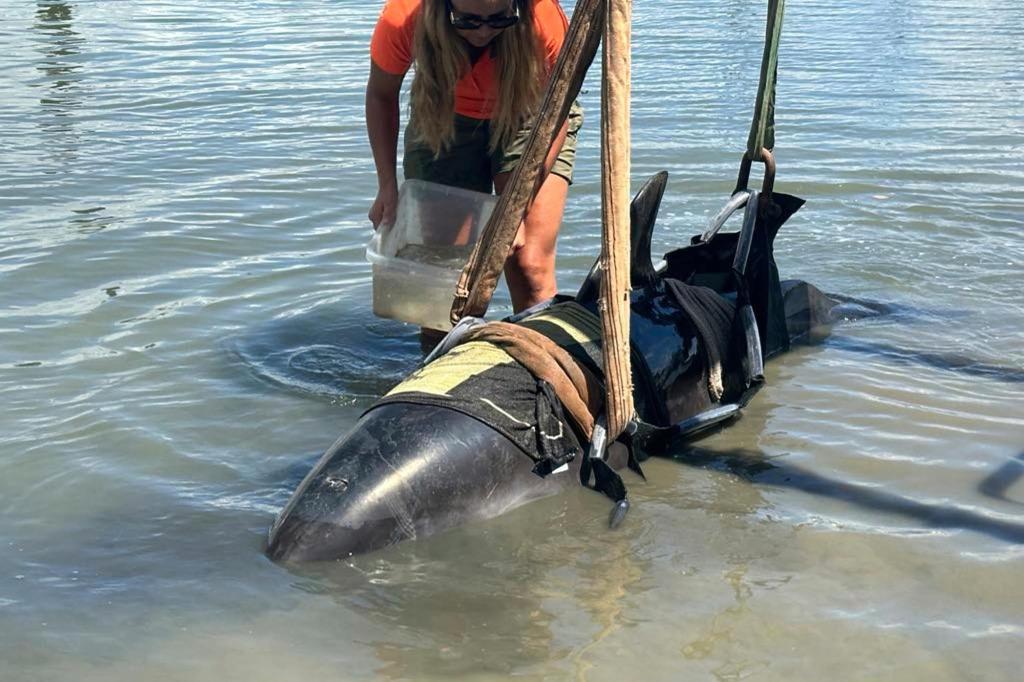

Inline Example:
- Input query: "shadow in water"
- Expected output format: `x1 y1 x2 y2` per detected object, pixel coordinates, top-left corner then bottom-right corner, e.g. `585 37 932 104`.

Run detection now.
226 305 423 405
783 290 1020 384
822 335 1024 384
788 292 1023 384
978 452 1024 506
826 292 972 325
669 445 1024 544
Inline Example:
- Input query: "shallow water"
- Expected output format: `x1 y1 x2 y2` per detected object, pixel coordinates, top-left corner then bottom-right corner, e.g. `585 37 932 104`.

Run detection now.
1 0 1022 680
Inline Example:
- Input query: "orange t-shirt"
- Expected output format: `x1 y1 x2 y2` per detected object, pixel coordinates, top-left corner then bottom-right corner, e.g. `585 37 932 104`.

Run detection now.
370 0 568 120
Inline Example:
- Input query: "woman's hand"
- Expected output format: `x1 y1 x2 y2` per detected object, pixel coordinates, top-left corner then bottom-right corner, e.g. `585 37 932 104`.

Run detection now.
365 64 404 230
369 182 399 230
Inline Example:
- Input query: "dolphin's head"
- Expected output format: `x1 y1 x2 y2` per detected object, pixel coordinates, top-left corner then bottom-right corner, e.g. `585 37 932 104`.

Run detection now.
265 431 423 561
266 403 566 561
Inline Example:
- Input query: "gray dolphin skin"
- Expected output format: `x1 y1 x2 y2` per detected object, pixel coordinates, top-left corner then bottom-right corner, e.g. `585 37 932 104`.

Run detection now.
266 174 851 562
265 403 615 561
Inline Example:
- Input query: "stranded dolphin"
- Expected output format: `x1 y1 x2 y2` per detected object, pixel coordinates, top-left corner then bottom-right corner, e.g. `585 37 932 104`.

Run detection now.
266 173 854 561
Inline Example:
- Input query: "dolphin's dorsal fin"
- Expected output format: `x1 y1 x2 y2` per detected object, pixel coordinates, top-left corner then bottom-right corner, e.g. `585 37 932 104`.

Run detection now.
629 170 668 288
576 171 669 304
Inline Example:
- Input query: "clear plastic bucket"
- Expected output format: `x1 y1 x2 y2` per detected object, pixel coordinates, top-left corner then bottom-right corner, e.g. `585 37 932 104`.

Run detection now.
367 180 497 331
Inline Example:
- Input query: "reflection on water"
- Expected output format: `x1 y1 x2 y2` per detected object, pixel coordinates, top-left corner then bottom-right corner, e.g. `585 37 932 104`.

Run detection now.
279 500 654 681
1 0 1023 679
33 1 85 164
69 205 117 234
291 526 566 678
568 534 647 682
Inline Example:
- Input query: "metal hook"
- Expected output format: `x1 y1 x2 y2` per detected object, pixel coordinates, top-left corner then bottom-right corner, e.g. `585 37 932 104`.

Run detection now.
734 147 776 212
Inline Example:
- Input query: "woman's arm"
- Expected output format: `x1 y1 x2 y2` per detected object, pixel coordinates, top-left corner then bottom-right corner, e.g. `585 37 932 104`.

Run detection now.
365 62 405 229
542 118 569 178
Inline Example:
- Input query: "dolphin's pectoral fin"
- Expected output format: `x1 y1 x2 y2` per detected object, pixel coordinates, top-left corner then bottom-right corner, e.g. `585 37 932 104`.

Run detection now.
576 171 669 303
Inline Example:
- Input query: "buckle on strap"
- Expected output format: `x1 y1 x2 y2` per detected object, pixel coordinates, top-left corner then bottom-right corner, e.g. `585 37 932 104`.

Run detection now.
419 316 488 367
581 414 646 529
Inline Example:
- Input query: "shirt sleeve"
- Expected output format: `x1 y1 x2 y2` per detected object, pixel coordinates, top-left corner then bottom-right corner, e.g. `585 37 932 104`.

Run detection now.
370 0 419 76
533 0 569 71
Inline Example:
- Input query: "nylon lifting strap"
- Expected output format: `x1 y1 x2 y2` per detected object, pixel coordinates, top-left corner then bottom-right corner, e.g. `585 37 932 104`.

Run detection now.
449 0 606 326
599 0 633 442
737 0 785 196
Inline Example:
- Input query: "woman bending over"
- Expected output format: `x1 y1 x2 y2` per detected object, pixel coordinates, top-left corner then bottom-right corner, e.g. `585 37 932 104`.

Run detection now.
366 0 582 313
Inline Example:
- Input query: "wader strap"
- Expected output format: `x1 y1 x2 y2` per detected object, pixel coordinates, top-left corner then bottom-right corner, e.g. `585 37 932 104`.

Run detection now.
450 0 606 325
460 322 604 440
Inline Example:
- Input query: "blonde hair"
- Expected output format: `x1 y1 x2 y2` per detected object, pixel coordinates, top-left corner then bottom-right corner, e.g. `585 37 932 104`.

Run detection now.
410 0 543 156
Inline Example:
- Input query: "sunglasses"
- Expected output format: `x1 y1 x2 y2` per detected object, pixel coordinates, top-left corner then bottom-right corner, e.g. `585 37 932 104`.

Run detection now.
446 0 520 31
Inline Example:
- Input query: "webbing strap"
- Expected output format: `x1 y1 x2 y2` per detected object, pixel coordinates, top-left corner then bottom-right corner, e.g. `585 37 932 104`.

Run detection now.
450 0 606 325
745 0 785 159
460 322 603 439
